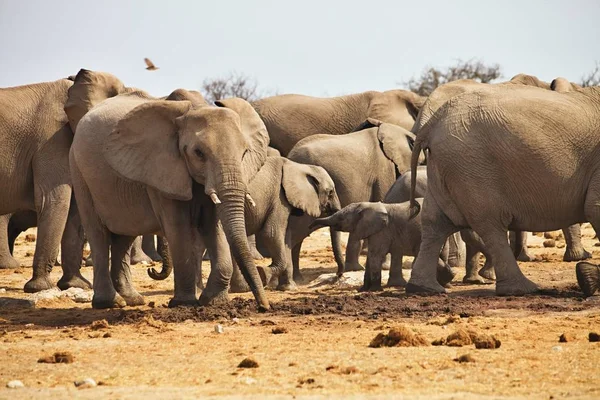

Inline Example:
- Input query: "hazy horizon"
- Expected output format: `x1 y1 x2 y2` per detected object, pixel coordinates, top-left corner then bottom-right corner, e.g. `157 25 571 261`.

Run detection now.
1 0 598 97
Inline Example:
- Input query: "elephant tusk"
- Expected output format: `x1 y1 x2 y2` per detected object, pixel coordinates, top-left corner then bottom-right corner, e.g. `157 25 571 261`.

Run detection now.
246 193 256 207
210 192 221 205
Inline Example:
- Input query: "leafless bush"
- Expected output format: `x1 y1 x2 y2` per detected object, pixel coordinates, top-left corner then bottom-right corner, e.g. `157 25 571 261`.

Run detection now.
201 72 266 103
581 62 600 87
402 59 502 96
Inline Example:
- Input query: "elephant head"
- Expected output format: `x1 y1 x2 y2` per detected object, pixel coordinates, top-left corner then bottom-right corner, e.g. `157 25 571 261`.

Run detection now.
64 69 137 132
102 97 270 309
310 202 389 239
281 159 341 218
507 73 551 89
550 77 582 93
364 90 426 131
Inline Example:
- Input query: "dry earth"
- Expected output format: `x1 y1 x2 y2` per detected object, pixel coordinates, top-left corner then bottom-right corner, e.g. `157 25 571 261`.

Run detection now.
1 226 599 399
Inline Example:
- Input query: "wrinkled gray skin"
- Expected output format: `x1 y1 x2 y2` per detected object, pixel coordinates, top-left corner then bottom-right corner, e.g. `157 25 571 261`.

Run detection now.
411 74 591 264
66 69 271 310
408 84 600 296
252 90 425 156
0 211 38 269
287 120 423 280
311 199 455 291
0 79 90 292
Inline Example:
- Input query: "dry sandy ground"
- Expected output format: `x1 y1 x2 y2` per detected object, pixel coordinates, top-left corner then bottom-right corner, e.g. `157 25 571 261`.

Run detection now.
1 226 599 399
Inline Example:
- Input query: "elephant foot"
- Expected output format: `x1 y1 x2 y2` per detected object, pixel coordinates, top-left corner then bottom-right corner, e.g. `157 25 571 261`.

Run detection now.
358 284 383 292
277 281 298 291
564 247 592 262
168 296 198 308
198 288 229 307
496 276 539 296
479 265 496 281
229 278 251 293
57 273 92 291
24 276 54 293
462 273 491 285
131 252 152 265
293 271 305 283
386 275 408 288
517 252 535 262
120 291 145 306
436 264 456 287
344 262 365 272
0 255 21 270
406 278 447 294
92 292 126 309
575 262 600 297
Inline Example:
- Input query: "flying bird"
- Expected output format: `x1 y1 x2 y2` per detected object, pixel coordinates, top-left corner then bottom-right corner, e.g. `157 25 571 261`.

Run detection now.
144 58 159 71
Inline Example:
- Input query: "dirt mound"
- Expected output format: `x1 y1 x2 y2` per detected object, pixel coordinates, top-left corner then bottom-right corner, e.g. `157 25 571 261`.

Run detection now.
38 351 74 364
369 325 429 348
433 329 501 349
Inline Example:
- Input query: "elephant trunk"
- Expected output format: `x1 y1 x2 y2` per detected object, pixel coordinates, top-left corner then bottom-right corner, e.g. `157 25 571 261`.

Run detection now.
215 175 270 311
147 236 172 280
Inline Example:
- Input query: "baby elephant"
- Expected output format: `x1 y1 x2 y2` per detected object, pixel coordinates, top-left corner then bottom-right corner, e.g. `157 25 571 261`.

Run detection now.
310 199 455 291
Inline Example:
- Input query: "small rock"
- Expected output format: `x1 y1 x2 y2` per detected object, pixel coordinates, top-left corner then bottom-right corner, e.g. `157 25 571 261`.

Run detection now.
38 351 74 364
214 324 224 334
242 377 257 385
272 326 288 334
25 234 36 242
474 334 501 349
238 357 259 368
90 319 109 330
544 232 558 239
552 345 563 352
6 380 24 389
543 239 556 248
454 354 475 363
232 317 240 324
0 288 6 293
557 242 566 249
559 333 574 342
589 332 600 342
74 378 97 389
340 366 359 374
148 301 155 308
259 319 276 326
103 332 112 338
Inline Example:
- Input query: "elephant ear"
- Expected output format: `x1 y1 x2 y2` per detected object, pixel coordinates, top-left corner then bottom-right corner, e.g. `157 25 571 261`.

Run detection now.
215 98 270 181
281 160 322 218
353 204 389 240
103 100 194 201
351 117 383 132
376 123 415 175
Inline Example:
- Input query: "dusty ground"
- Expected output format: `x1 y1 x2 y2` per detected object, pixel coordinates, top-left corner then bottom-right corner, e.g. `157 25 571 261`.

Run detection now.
1 226 599 399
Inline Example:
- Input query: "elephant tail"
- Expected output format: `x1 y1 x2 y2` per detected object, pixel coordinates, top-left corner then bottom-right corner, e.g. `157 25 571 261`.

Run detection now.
409 128 428 220
147 236 173 280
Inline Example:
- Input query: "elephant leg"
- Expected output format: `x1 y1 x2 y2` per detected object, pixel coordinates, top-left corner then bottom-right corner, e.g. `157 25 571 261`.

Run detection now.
142 235 162 262
292 241 304 282
110 234 144 306
511 231 535 262
24 183 71 293
0 214 20 269
447 232 466 268
230 259 251 293
56 198 90 290
71 160 124 308
130 236 152 265
407 196 456 294
273 228 296 291
247 234 264 260
563 224 592 262
359 237 389 292
461 229 489 284
474 224 539 295
199 219 233 306
344 236 365 272
387 247 407 287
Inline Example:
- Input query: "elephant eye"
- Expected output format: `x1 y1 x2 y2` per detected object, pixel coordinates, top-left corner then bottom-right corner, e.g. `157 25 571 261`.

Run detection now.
194 148 204 160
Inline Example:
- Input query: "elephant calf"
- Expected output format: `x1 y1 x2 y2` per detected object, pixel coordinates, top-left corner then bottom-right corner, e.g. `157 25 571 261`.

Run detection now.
311 199 455 291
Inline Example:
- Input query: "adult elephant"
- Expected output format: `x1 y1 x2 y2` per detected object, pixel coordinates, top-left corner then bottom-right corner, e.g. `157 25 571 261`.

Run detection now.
407 84 600 295
287 119 422 279
411 74 591 263
252 90 425 156
0 78 89 291
66 69 270 310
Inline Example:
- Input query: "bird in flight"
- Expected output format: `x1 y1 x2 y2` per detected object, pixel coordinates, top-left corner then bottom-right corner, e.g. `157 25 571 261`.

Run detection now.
144 58 159 71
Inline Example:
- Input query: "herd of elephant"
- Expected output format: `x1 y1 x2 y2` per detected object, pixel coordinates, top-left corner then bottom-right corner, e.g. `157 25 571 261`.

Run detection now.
1 69 599 312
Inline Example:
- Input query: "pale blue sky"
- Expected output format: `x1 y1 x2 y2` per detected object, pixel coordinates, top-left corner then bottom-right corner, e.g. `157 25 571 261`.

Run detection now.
0 0 598 97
